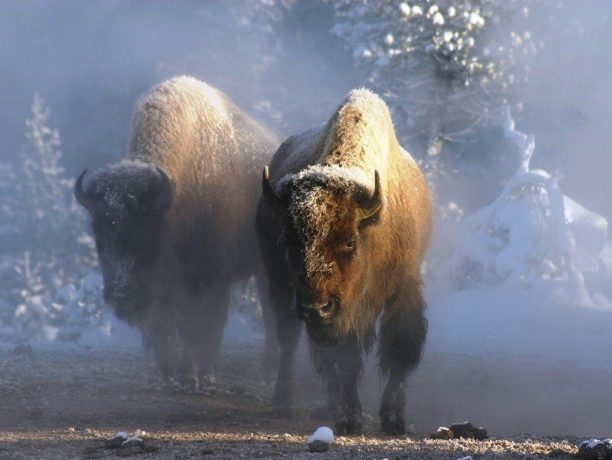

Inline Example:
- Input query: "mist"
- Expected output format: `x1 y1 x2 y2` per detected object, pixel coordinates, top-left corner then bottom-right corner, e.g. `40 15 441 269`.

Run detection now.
1 0 611 452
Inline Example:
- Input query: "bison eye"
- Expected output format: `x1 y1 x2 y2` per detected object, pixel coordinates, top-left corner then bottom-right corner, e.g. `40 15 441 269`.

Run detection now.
340 238 356 253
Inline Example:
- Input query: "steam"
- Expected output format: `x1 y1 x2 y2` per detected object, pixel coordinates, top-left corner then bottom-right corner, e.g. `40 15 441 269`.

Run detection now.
0 0 611 439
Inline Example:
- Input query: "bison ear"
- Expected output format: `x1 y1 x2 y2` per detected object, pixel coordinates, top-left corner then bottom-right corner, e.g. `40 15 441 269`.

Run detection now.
262 165 287 214
149 166 174 214
356 170 383 223
74 169 93 210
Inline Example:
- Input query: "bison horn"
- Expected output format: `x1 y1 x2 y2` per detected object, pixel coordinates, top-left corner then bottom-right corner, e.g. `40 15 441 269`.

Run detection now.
153 166 174 213
262 165 287 214
357 170 383 221
74 169 92 209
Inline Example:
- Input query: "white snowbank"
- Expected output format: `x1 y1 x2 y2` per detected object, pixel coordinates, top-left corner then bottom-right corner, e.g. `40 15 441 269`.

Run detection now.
433 108 610 308
427 108 612 370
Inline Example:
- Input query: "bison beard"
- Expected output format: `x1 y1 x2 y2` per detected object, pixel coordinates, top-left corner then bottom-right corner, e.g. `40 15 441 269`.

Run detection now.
257 89 432 435
75 76 279 387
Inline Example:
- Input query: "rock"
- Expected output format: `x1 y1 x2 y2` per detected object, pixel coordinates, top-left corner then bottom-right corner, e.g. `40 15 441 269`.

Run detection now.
308 440 331 453
431 427 454 440
308 427 334 444
430 422 488 441
471 427 488 441
449 422 488 440
121 436 144 448
105 433 128 449
577 438 612 460
308 426 334 453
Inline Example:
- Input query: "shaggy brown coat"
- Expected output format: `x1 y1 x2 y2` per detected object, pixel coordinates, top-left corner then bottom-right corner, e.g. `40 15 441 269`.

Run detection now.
77 76 279 383
129 76 278 284
257 88 431 435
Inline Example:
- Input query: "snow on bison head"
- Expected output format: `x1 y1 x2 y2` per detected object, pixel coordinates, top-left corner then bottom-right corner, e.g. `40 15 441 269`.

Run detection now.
264 165 382 344
74 160 174 314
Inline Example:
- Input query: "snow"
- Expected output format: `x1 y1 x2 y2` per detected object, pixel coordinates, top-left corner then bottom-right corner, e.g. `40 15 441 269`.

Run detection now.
432 12 445 26
308 427 334 444
122 436 143 446
427 109 612 370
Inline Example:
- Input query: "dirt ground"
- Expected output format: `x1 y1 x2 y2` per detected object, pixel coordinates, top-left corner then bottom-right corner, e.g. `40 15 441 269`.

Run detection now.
0 342 610 459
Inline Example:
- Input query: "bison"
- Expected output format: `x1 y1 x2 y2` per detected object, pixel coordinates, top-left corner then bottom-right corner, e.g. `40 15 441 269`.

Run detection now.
75 76 279 387
257 89 432 435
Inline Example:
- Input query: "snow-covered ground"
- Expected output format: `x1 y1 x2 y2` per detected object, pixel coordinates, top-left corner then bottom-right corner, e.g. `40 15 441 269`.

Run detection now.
426 109 612 372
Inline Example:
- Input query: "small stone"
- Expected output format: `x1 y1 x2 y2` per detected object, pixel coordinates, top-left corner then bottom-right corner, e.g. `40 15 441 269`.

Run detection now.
105 432 129 449
472 427 488 441
449 422 488 440
431 427 454 440
308 427 334 444
121 436 144 448
449 422 476 438
578 438 612 460
308 440 330 453
105 436 126 449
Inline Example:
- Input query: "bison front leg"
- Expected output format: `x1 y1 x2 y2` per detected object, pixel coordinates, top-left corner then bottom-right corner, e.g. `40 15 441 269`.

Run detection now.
256 274 279 378
177 283 230 391
142 301 180 379
378 288 427 435
310 337 364 435
271 291 301 418
143 324 179 378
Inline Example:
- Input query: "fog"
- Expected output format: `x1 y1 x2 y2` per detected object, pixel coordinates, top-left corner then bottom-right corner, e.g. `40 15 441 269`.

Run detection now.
1 0 611 441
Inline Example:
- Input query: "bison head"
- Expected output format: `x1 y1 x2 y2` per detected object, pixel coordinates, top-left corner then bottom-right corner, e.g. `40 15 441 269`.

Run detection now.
263 165 382 345
74 161 174 314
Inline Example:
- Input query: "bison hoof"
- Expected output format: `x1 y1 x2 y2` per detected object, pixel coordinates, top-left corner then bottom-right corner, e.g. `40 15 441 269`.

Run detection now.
335 417 363 436
380 415 406 436
177 374 199 393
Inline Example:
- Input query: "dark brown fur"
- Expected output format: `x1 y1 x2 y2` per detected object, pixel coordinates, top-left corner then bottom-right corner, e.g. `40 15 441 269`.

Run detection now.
76 77 279 385
257 89 432 435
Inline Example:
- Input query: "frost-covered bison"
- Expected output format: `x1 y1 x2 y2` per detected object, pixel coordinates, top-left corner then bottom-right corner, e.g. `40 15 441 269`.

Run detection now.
75 76 279 386
257 89 432 435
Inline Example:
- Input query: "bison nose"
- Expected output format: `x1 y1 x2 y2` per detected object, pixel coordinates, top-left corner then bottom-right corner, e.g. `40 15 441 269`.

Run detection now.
298 298 339 321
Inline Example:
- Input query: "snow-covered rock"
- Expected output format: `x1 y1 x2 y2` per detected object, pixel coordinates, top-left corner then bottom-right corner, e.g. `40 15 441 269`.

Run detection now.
577 438 612 459
426 109 612 371
308 427 334 452
438 108 610 309
105 431 128 449
308 427 334 444
122 436 144 448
